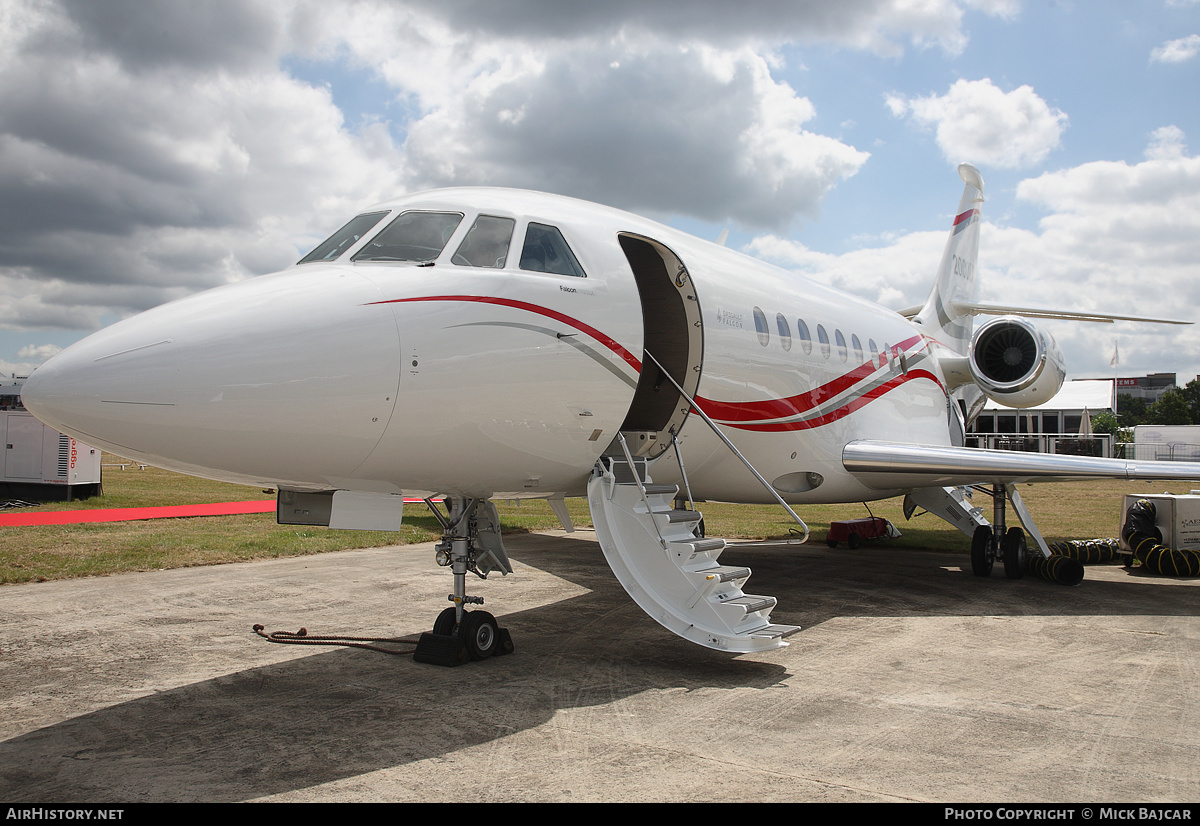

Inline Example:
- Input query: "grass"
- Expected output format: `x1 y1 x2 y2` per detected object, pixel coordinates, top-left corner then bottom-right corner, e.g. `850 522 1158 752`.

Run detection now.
3 454 1195 584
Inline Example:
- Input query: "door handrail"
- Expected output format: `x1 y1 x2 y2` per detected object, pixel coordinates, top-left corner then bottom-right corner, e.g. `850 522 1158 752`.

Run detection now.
643 349 809 542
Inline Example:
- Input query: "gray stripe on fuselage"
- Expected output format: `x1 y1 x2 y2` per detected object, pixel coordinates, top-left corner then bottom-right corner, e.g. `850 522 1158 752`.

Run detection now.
448 321 639 389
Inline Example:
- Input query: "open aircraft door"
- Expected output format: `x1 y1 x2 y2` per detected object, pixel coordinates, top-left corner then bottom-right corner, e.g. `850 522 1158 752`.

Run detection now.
611 233 704 456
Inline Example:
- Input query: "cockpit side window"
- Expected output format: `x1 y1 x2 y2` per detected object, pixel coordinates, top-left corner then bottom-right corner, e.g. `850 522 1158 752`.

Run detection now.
519 223 586 277
452 215 516 268
352 211 464 263
297 211 389 264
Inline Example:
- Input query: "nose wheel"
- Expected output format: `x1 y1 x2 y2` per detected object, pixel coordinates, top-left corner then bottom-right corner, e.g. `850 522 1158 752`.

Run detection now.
427 606 506 660
461 611 501 659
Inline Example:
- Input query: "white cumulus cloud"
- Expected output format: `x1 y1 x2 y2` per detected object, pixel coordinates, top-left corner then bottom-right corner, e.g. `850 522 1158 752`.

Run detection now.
1151 34 1200 63
402 43 869 229
17 343 62 361
887 78 1067 169
1146 125 1189 160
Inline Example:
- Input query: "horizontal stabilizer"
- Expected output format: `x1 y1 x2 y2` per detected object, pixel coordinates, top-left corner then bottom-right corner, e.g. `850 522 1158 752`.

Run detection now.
950 301 1190 325
898 302 1189 325
843 440 1200 490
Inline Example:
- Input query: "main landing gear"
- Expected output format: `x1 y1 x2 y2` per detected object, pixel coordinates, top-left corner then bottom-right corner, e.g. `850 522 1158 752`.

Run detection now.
969 484 1027 580
413 496 515 666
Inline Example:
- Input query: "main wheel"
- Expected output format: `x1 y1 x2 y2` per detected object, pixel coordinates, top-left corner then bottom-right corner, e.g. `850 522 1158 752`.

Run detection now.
1002 527 1027 580
433 606 457 636
971 526 994 577
461 611 498 660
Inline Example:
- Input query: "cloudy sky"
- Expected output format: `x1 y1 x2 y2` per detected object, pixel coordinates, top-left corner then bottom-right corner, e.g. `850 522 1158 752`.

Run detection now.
3 0 1199 388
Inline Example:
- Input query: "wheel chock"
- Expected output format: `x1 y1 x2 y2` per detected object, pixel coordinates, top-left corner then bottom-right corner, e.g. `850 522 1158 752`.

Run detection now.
413 632 470 666
412 627 515 665
494 627 515 657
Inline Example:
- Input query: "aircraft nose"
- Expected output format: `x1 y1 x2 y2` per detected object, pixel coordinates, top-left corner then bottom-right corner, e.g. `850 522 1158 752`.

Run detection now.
22 267 401 488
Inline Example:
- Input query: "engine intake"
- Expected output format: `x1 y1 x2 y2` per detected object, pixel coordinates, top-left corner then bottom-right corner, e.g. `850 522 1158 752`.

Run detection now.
968 316 1065 409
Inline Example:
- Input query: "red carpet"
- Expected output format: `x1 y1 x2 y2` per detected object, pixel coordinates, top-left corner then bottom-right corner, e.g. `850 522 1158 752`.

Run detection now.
1 496 434 527
0 500 276 527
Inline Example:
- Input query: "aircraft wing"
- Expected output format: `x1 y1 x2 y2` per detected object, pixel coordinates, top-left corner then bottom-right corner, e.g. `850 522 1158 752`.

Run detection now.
843 440 1200 490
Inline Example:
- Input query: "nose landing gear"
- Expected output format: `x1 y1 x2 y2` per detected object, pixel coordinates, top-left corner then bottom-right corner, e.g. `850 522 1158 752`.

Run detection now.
413 496 515 666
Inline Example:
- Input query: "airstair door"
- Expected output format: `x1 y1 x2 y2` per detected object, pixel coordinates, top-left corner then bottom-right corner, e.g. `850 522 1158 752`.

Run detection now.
614 233 703 458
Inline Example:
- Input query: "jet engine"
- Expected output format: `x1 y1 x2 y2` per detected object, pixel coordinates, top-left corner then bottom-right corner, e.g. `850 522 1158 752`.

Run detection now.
968 316 1066 408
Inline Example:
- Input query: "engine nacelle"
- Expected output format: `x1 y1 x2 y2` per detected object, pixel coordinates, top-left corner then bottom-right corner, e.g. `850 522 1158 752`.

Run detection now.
968 316 1066 409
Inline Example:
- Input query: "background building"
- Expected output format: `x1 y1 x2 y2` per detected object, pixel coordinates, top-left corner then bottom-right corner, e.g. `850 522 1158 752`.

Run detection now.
968 379 1115 456
1106 373 1176 404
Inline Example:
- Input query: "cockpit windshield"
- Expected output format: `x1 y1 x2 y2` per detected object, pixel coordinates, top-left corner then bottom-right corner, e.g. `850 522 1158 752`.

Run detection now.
352 211 464 263
452 215 515 268
520 222 586 277
297 211 389 264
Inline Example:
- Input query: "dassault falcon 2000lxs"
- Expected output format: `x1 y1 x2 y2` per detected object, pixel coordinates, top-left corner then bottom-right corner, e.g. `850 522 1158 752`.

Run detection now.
21 164 1199 662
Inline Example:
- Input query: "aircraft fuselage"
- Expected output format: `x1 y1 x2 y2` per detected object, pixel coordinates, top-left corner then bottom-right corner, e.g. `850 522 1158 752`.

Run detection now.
23 188 953 506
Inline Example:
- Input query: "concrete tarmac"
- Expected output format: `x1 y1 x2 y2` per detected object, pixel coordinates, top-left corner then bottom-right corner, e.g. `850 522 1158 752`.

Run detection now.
1 530 1197 803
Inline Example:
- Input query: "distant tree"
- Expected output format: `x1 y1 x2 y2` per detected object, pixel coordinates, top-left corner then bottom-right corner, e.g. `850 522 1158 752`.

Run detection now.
1148 388 1194 425
1178 378 1200 424
1116 393 1149 427
1091 410 1121 437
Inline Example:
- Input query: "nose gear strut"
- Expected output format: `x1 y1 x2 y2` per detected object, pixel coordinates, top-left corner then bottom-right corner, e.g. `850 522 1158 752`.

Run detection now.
413 496 515 666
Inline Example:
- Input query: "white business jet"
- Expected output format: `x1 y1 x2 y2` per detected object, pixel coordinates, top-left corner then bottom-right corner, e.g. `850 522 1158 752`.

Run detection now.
21 164 1197 662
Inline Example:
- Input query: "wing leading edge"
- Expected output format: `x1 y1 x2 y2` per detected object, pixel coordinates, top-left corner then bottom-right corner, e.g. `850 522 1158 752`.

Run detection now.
843 440 1200 490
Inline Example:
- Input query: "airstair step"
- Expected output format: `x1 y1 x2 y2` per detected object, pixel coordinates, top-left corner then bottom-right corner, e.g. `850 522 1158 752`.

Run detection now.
751 624 802 640
695 565 751 583
610 459 649 485
632 483 679 495
717 594 777 615
661 509 702 524
670 538 725 555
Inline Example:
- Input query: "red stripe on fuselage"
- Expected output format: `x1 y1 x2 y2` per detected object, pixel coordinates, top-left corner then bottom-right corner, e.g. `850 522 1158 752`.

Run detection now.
718 370 942 432
698 334 926 423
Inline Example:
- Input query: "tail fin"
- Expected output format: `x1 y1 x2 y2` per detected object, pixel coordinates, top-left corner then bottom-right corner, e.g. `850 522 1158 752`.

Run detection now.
913 163 985 353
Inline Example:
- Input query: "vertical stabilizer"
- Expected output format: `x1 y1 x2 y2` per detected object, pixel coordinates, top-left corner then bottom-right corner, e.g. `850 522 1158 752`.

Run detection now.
913 163 985 354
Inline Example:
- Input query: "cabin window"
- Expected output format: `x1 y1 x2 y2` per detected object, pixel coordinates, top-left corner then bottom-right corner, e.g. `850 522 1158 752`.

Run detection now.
298 211 389 264
851 334 864 363
520 223 586 277
753 307 769 346
868 339 878 364
776 314 791 351
835 329 848 363
353 211 464 263
453 215 516 268
817 324 830 359
797 319 812 355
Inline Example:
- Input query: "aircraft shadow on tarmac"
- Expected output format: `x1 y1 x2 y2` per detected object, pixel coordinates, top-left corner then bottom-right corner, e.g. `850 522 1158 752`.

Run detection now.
0 532 1194 802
